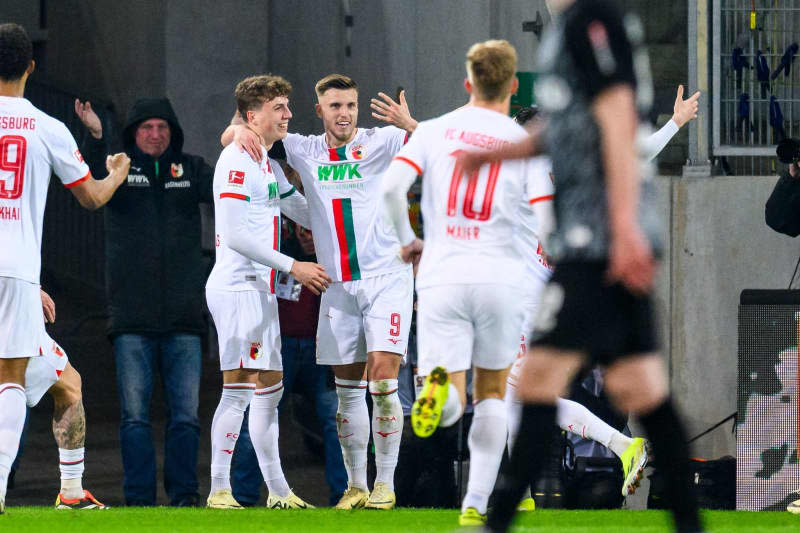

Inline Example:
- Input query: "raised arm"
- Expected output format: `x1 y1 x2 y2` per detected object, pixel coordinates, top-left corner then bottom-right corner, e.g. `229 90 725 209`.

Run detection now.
640 85 700 162
68 152 131 210
371 90 418 134
221 112 261 162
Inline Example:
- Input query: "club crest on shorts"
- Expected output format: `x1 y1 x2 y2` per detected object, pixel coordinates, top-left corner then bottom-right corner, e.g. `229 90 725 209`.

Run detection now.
170 163 184 178
351 144 366 160
249 342 262 360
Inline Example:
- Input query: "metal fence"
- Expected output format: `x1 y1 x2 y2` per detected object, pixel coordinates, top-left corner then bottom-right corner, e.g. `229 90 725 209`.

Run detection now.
25 80 116 291
714 0 800 174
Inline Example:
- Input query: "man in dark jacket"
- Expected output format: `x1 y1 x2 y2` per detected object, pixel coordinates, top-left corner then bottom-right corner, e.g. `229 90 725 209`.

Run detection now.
75 98 212 506
765 162 800 237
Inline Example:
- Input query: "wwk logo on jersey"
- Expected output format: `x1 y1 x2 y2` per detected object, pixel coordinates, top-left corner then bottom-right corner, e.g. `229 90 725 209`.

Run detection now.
228 170 245 186
268 182 278 200
317 163 362 182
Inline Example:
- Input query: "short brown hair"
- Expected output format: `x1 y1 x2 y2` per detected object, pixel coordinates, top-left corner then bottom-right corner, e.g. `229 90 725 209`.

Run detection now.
235 75 292 121
465 40 518 101
315 73 358 98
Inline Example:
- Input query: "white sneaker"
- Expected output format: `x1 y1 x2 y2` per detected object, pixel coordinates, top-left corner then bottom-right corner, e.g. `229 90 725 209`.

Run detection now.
788 497 800 514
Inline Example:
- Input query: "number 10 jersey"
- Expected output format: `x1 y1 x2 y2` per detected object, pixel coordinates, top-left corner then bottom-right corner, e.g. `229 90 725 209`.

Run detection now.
393 106 552 291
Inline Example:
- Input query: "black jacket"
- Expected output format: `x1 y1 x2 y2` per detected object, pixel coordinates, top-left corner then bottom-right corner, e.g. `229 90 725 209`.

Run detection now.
82 98 213 337
765 171 800 237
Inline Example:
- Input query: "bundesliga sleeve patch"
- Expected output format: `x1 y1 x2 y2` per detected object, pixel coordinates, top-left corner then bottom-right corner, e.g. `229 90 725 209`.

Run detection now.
228 170 245 186
74 149 84 163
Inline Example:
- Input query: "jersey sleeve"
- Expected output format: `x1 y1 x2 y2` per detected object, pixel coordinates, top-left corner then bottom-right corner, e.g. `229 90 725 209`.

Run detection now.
525 158 555 205
391 123 427 177
378 125 410 156
272 158 311 228
282 133 306 169
564 1 636 101
46 120 91 188
217 151 255 202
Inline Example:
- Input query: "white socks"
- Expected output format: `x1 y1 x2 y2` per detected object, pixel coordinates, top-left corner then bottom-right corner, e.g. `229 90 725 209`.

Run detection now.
462 398 507 514
0 383 26 502
504 385 532 500
249 381 290 498
440 383 464 428
59 447 85 499
369 379 403 491
556 397 632 457
210 384 254 494
335 378 369 491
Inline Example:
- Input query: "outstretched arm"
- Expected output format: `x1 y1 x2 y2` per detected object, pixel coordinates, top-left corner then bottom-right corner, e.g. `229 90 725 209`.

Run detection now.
640 85 700 162
68 153 131 210
221 112 262 162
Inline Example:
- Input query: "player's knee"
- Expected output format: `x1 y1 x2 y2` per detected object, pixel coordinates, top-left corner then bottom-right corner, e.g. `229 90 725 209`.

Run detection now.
367 352 400 380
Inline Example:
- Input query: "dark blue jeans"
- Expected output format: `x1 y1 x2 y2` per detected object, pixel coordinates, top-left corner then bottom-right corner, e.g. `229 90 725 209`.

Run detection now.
233 336 347 506
114 333 202 505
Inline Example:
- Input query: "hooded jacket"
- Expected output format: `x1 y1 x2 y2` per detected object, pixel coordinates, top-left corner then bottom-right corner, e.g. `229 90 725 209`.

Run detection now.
82 98 213 337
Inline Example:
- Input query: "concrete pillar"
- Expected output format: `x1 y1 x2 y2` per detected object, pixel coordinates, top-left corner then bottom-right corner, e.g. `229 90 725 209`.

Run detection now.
684 0 712 177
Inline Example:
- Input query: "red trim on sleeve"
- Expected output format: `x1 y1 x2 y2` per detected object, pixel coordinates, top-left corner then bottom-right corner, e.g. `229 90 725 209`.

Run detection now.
393 156 422 176
219 192 249 201
403 131 410 145
529 195 554 204
64 171 91 189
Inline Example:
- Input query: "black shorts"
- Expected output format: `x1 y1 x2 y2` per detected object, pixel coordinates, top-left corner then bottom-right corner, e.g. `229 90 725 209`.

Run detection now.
531 261 658 365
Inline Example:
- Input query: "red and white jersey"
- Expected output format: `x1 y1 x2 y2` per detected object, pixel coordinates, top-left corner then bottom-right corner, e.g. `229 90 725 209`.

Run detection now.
0 97 90 283
393 106 544 290
519 155 555 282
206 144 294 292
284 126 410 282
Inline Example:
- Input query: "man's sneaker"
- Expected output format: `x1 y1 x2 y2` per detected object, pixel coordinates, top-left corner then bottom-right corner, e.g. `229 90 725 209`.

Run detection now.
788 497 800 514
621 437 649 496
458 507 487 526
411 366 450 438
517 496 536 511
364 482 395 510
55 490 107 509
267 490 315 509
206 489 244 509
334 485 369 510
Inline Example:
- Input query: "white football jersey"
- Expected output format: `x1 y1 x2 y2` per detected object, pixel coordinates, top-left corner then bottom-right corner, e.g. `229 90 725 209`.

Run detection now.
283 126 410 282
393 106 545 290
518 155 555 282
206 144 294 293
0 97 90 283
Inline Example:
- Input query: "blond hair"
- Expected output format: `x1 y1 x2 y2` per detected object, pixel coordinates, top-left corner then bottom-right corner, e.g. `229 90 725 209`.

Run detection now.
466 40 518 101
314 73 358 98
235 75 292 121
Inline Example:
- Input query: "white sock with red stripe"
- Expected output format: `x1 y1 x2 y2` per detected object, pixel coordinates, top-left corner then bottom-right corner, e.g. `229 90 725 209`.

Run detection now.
59 447 85 499
556 397 631 456
461 398 507 515
335 378 369 491
210 384 254 495
249 381 290 499
440 383 463 428
0 383 26 502
369 379 403 491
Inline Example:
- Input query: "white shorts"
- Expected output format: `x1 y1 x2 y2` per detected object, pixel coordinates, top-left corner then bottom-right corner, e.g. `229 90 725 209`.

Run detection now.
509 273 549 389
0 277 47 359
206 289 282 372
416 283 524 376
316 268 413 366
25 333 69 408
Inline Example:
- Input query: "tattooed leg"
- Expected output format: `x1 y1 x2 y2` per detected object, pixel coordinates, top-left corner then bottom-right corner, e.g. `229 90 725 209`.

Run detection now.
48 363 87 499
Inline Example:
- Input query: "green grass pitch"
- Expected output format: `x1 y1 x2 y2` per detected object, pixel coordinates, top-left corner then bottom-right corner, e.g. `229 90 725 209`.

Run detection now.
2 508 799 532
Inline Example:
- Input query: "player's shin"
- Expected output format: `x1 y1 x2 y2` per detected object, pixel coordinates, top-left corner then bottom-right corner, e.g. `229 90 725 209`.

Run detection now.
335 378 370 490
249 381 290 498
0 384 26 502
210 384 254 494
369 379 403 491
461 398 507 515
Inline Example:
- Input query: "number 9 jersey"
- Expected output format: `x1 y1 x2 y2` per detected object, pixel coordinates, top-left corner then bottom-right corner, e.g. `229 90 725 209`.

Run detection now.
0 97 90 283
393 106 553 291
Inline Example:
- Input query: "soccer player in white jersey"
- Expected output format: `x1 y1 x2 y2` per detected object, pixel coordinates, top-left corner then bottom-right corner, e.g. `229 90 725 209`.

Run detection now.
206 75 330 510
0 23 130 514
222 75 418 510
380 39 544 527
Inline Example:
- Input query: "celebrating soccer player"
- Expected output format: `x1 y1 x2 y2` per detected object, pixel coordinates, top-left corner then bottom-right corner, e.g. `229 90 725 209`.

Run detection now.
223 75 417 510
205 75 329 510
0 23 130 514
